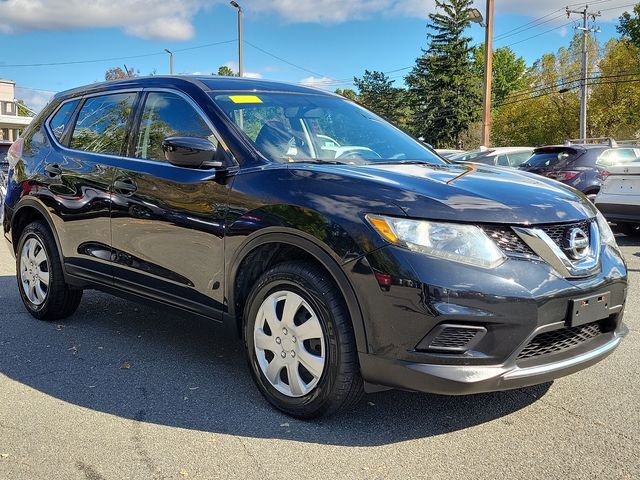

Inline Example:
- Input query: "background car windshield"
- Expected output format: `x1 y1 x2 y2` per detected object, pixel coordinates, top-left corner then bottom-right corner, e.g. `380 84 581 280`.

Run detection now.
210 92 445 165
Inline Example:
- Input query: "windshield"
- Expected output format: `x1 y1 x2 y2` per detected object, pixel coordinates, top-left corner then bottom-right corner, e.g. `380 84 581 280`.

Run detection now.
210 92 446 165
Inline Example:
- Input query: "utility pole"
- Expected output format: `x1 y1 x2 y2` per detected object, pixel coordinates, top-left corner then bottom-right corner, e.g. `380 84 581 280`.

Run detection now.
566 6 601 141
481 0 494 147
164 49 174 75
230 1 243 77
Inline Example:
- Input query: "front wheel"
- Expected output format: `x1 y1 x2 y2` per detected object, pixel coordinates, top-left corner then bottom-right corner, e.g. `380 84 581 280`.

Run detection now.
16 221 83 320
244 261 363 418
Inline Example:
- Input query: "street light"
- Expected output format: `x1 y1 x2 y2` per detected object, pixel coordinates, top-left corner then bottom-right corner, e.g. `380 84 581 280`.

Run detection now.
470 1 494 147
468 8 485 27
230 1 243 77
164 49 174 75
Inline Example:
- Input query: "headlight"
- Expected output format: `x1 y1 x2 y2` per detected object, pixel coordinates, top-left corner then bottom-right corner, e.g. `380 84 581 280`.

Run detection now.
595 211 618 249
365 214 506 268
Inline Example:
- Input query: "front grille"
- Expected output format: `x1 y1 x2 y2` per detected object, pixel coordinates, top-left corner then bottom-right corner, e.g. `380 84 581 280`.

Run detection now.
430 327 479 349
482 219 593 259
517 321 604 360
539 220 591 255
482 226 535 256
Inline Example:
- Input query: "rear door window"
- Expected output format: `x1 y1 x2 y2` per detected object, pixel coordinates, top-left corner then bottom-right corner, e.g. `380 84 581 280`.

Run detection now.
49 100 79 141
70 93 137 155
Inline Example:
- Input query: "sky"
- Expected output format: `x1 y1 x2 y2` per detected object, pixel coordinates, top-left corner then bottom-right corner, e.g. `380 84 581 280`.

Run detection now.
0 0 636 112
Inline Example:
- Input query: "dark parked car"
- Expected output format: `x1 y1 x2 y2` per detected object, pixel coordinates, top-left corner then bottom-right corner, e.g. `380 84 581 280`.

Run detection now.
0 140 11 221
1 76 628 418
519 143 640 202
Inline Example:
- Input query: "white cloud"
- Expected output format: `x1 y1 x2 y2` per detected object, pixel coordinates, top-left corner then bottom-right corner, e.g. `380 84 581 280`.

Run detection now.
0 0 627 41
15 87 55 113
299 76 335 90
0 0 205 40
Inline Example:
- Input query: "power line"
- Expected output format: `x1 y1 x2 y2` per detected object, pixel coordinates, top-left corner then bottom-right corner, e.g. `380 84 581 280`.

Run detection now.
498 21 574 48
0 39 236 68
243 40 328 78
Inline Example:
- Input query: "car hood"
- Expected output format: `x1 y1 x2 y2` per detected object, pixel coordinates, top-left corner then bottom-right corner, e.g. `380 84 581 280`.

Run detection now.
289 162 596 224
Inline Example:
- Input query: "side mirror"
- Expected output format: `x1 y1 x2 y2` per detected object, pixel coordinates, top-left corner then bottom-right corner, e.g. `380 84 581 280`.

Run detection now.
162 136 223 169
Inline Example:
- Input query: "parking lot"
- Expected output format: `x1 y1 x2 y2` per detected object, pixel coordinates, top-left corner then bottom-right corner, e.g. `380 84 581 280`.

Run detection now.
0 235 638 479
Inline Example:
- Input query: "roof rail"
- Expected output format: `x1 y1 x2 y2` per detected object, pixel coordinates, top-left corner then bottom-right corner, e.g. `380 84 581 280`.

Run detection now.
611 138 640 146
565 137 618 147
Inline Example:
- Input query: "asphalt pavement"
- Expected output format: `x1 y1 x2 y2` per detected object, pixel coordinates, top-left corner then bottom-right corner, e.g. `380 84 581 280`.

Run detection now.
0 234 638 479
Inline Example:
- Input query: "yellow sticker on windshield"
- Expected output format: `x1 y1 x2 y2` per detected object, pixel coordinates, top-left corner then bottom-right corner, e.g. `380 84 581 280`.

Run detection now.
229 95 263 104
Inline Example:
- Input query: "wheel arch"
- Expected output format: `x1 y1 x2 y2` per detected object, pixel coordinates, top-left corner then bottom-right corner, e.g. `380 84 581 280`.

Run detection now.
227 228 369 353
10 199 62 257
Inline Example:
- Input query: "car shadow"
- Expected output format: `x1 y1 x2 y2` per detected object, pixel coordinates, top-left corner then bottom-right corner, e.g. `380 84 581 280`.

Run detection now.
0 274 550 446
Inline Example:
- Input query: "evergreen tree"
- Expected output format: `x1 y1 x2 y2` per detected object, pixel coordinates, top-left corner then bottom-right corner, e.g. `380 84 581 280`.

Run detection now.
406 0 478 148
353 70 408 126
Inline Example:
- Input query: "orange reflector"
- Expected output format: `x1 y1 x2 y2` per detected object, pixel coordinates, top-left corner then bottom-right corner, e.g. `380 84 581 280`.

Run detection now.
368 216 398 243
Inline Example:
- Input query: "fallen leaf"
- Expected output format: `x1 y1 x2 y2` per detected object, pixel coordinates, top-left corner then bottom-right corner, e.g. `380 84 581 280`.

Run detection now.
179 470 189 477
0 453 8 459
188 387 199 391
121 362 131 369
280 422 289 428
56 325 64 331
68 346 78 355
367 401 375 407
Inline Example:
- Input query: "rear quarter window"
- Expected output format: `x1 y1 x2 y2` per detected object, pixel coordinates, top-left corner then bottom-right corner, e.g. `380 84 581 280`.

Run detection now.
49 100 79 141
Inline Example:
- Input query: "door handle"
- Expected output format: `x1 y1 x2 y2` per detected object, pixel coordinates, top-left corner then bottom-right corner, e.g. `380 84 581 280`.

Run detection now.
113 178 137 194
44 163 62 177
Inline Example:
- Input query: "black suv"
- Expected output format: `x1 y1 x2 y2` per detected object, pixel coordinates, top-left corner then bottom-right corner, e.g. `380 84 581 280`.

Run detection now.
1 77 628 418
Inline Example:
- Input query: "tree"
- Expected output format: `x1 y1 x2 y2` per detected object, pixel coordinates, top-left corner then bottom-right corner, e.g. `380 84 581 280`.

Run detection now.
617 4 640 48
353 70 408 126
105 67 139 81
471 45 526 106
217 65 236 76
406 0 478 148
334 88 358 101
590 38 640 139
491 32 602 146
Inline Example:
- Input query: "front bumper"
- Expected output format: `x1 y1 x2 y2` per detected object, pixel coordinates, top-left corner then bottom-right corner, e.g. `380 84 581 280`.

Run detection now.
347 241 628 395
359 322 627 395
596 196 640 224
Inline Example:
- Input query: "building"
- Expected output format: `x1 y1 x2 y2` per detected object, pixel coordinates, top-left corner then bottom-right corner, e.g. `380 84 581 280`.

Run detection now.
0 79 32 142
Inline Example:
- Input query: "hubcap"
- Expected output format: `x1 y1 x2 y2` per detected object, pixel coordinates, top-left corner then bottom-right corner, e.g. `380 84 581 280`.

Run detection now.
253 290 326 398
20 237 50 306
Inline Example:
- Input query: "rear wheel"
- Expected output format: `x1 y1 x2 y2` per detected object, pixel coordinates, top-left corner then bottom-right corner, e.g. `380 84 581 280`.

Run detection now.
244 261 363 418
16 221 82 320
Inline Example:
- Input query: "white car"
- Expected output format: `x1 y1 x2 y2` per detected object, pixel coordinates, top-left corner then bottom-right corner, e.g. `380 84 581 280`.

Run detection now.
449 147 534 167
595 162 640 236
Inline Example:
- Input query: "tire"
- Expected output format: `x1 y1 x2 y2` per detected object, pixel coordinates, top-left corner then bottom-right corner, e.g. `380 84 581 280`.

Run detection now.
617 222 640 237
16 221 83 320
244 261 363 418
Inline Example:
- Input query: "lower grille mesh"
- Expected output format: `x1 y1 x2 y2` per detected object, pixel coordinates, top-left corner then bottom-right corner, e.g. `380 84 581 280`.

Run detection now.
430 327 479 349
517 321 604 360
